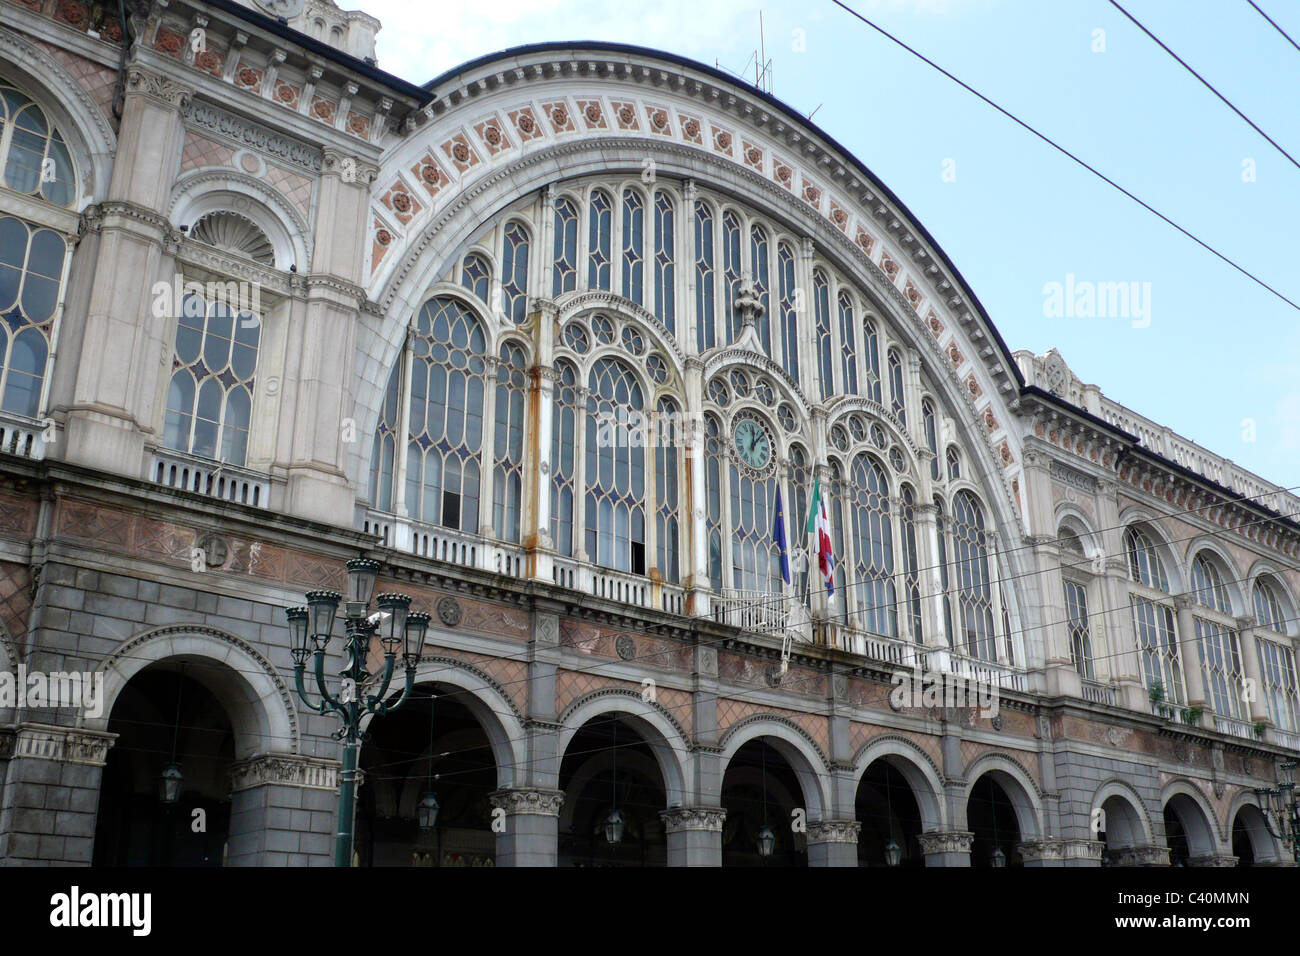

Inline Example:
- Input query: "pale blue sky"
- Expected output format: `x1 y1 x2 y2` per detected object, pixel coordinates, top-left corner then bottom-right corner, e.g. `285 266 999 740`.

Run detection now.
364 0 1300 489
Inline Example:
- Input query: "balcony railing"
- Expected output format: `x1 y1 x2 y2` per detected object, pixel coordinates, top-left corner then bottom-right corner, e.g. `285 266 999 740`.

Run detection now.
711 587 789 637
148 447 272 508
364 511 524 576
948 654 1029 693
1213 714 1256 740
0 411 51 460
1080 679 1117 707
1271 728 1300 752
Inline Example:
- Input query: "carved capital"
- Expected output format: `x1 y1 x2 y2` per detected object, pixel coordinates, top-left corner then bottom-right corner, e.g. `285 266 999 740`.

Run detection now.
805 819 861 844
125 67 193 110
1108 844 1171 866
228 753 342 792
917 830 974 855
488 788 565 817
13 723 116 767
659 806 726 833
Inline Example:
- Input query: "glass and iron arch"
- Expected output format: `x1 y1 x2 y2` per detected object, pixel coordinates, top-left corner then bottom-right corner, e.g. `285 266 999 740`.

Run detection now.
847 452 897 638
585 356 648 574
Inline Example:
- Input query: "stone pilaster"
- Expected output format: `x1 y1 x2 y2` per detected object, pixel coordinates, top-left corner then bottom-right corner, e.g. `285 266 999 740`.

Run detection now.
226 753 341 866
806 819 860 867
917 829 973 867
659 806 725 866
488 788 564 867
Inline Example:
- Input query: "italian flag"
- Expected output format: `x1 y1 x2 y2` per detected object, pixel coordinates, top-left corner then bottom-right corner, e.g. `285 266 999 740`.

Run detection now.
805 477 835 604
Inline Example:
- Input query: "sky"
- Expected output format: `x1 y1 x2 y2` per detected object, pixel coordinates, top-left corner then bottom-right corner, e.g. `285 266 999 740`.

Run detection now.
358 0 1300 490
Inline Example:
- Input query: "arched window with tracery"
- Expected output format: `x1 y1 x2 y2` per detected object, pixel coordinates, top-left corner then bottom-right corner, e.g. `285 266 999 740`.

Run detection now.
1254 579 1284 631
493 340 528 543
552 196 578 296
888 347 906 423
900 484 922 641
501 222 529 324
653 191 675 331
655 396 681 584
588 189 612 291
813 268 833 399
1 85 75 205
838 291 858 395
922 399 939 481
400 297 486 532
1124 526 1183 704
788 444 811 605
728 418 779 594
585 357 646 573
704 413 724 590
849 452 896 637
862 317 882 404
622 188 644 305
777 241 798 383
751 225 771 355
1190 552 1244 721
163 293 260 466
694 202 715 352
935 496 954 647
549 360 578 557
952 490 995 660
1256 576 1298 731
461 252 490 302
0 217 65 418
721 210 743 344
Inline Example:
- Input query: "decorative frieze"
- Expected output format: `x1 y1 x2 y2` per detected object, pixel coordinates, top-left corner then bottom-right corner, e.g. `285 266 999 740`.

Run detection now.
1049 460 1097 494
806 819 862 845
14 723 115 767
182 99 323 172
229 753 342 792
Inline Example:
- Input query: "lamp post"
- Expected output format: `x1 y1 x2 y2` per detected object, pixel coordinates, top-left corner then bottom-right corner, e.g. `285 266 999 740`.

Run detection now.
284 557 429 867
1255 760 1300 863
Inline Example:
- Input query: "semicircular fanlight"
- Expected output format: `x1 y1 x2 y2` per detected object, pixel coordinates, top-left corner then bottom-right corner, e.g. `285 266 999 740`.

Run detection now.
189 211 276 267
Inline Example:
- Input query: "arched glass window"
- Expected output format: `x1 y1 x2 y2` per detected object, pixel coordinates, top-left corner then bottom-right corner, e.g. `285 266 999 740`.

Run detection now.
838 291 858 395
750 225 771 355
888 347 906 423
900 484 922 641
694 202 715 352
553 196 578 296
729 443 779 594
493 340 528 543
952 490 995 660
828 460 849 624
1191 553 1231 613
653 191 675 331
163 293 260 466
1259 637 1299 732
369 354 401 513
935 496 954 647
585 357 645 573
922 399 940 481
1254 579 1285 631
1124 526 1169 590
777 241 798 383
588 189 612 291
402 297 486 532
849 453 896 637
946 445 961 481
788 444 811 605
621 188 644 305
655 396 680 584
549 360 578 557
501 222 529 324
0 85 76 206
721 210 742 344
862 317 882 403
704 413 724 590
813 269 833 400
1063 579 1094 681
0 217 65 417
461 252 490 302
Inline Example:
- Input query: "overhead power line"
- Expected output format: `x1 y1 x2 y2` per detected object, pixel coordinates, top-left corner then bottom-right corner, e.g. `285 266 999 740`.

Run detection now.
1247 0 1300 55
827 0 1300 314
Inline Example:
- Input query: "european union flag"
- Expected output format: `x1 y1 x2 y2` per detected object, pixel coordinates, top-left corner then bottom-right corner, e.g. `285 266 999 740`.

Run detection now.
773 487 791 585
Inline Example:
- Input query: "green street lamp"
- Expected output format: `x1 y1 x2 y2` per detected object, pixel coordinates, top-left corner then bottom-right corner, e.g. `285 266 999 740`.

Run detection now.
756 824 777 858
1255 760 1300 863
285 558 428 867
884 838 903 868
417 791 440 831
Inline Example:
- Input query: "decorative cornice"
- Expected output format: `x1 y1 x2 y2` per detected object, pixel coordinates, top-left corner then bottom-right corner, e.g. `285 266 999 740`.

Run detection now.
182 99 323 172
13 723 116 767
659 806 726 832
229 753 341 792
488 787 565 816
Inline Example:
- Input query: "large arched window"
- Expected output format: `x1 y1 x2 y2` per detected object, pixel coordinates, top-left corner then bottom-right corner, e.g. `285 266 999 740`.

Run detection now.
813 268 833 400
1255 578 1298 732
163 293 260 465
694 201 715 353
1189 552 1244 721
1 85 76 206
585 357 646 573
492 340 528 542
1124 526 1182 704
501 221 530 324
621 188 644 305
655 396 681 584
552 196 578 296
951 490 995 660
862 317 882 404
1191 553 1230 613
838 291 858 395
900 484 922 641
549 360 578 557
588 189 612 291
721 210 742 344
848 453 896 638
777 241 798 383
750 224 771 355
1254 578 1285 631
652 191 675 331
461 252 491 301
704 413 724 590
728 431 780 594
0 216 65 418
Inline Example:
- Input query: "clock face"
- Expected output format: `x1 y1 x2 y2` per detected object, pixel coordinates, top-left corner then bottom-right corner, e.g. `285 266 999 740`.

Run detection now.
733 418 772 470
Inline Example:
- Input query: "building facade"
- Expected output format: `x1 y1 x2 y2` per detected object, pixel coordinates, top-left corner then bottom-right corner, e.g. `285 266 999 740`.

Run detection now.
1 0 1298 867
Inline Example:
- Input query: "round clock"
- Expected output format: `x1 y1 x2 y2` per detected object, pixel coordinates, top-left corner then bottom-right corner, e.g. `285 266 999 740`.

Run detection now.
732 416 772 471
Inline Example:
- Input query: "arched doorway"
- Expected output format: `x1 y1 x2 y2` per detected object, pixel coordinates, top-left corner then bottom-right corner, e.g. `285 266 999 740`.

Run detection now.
967 774 1022 868
357 684 499 866
558 714 668 867
1163 791 1216 866
721 738 808 867
93 664 234 866
856 759 924 867
1097 793 1146 865
1231 803 1279 867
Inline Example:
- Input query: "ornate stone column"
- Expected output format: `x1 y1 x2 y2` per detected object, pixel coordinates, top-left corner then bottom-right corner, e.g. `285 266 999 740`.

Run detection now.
1235 619 1270 724
488 788 565 867
917 829 973 867
682 356 710 617
1108 844 1171 866
806 819 861 866
227 753 342 866
660 806 726 866
1174 595 1208 713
